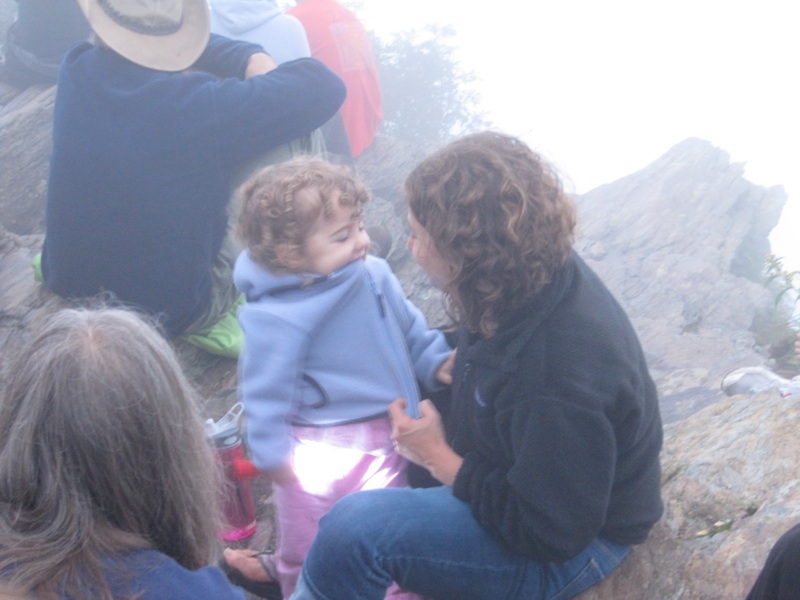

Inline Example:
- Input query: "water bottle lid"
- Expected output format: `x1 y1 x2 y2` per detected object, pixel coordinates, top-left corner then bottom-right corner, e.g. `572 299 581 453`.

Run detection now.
205 402 244 441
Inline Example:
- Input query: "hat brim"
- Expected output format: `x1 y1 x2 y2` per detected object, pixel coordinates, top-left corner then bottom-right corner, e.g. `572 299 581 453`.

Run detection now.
77 0 210 72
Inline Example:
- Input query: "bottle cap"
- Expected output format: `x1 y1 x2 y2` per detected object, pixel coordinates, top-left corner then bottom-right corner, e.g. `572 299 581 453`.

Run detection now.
205 402 244 444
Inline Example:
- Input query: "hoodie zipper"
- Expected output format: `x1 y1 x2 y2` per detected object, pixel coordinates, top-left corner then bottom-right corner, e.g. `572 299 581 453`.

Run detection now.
366 272 421 418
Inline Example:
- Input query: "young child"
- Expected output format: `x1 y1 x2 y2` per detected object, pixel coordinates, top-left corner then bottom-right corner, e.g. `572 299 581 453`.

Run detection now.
231 157 453 598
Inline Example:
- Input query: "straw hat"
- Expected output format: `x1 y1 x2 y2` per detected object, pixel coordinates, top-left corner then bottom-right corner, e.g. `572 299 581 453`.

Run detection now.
76 0 210 71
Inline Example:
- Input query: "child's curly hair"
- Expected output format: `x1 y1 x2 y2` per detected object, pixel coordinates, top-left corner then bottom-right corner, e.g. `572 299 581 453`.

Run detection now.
237 157 370 273
405 131 576 337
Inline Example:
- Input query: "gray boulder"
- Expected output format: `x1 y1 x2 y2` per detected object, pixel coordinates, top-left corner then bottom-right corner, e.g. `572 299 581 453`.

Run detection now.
579 389 800 599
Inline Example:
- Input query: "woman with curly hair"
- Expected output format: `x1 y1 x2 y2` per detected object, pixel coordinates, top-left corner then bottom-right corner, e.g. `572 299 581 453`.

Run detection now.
284 131 664 600
0 308 244 600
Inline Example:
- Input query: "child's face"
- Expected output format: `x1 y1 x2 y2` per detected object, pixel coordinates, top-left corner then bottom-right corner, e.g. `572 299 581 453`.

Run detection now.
407 211 451 289
301 195 370 276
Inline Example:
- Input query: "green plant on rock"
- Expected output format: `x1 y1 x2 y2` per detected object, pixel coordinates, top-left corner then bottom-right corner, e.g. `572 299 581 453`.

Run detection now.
765 254 800 311
759 254 799 372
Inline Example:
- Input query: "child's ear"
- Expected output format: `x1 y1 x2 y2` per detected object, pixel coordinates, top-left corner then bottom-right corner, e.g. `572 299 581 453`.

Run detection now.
274 245 290 267
275 245 303 271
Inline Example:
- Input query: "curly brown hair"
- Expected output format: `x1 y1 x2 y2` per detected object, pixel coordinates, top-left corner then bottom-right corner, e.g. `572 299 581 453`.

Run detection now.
405 131 576 337
237 157 370 273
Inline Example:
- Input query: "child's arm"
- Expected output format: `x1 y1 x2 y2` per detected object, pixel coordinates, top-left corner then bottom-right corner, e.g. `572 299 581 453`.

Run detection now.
238 306 307 474
367 259 453 389
381 271 453 390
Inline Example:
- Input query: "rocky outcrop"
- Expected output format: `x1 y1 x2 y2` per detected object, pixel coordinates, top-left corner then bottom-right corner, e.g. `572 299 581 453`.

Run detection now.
576 139 788 422
579 388 800 599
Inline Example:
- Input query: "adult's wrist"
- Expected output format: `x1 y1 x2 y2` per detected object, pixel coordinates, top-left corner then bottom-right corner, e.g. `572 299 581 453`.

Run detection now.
425 446 463 486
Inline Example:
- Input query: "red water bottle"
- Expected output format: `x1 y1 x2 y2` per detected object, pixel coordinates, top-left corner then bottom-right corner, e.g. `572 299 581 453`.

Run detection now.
206 403 257 541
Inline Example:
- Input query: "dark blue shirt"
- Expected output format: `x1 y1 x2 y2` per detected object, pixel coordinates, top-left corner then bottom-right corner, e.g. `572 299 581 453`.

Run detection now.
92 549 244 600
42 35 345 335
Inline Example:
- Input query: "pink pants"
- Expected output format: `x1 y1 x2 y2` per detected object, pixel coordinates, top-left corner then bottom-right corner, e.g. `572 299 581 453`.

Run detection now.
272 417 421 600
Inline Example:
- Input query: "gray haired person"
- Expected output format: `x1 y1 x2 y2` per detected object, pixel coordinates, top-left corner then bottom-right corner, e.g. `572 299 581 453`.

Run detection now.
0 308 246 599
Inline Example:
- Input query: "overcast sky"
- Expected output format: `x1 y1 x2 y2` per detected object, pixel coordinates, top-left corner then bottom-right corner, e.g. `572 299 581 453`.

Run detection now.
344 0 798 272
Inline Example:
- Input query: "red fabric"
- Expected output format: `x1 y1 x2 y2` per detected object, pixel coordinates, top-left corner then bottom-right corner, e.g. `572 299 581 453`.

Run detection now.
289 0 382 156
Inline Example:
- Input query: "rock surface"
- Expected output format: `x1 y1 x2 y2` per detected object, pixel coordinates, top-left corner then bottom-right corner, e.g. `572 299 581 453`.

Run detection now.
0 81 53 235
579 389 800 599
575 138 789 423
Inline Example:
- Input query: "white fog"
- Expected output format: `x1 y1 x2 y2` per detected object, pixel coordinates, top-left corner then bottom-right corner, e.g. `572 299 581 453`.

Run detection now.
348 0 799 271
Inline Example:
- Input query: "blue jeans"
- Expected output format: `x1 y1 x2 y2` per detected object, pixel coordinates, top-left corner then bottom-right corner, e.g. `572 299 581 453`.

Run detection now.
289 486 630 600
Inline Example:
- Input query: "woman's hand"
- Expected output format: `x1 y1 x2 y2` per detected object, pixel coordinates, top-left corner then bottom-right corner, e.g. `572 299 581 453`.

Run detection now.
389 398 463 486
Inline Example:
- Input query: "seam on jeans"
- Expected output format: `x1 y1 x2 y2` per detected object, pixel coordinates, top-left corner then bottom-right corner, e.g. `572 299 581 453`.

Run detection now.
550 558 603 600
380 552 524 575
378 552 526 598
300 570 336 600
594 538 630 564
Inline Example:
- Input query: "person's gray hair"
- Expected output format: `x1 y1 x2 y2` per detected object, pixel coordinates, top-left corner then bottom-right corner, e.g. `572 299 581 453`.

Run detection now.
0 307 222 598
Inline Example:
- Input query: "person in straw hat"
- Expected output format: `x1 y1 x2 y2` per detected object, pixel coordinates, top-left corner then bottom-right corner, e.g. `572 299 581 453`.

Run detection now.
37 0 345 357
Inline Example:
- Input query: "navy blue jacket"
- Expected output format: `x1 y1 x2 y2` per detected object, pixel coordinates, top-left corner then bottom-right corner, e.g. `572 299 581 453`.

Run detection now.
82 549 243 599
42 35 345 335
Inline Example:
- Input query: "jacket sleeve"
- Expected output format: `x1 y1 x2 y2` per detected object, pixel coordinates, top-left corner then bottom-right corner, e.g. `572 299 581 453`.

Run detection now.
379 264 452 391
450 257 662 561
238 305 309 472
199 57 346 167
452 384 619 562
192 33 265 79
449 312 639 562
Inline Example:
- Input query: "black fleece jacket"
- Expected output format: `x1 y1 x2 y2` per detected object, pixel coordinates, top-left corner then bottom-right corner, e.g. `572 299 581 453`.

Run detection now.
448 253 663 562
